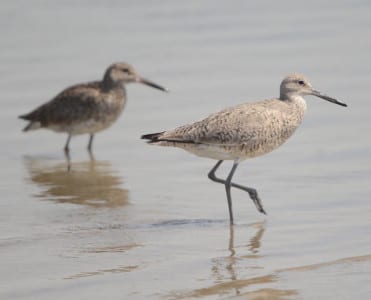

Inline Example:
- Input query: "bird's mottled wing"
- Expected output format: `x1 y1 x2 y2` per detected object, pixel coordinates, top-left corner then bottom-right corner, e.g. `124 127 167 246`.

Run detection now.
22 82 103 126
161 99 286 145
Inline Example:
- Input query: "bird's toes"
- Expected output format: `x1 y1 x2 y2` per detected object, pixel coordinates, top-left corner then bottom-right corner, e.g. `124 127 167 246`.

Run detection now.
260 207 267 215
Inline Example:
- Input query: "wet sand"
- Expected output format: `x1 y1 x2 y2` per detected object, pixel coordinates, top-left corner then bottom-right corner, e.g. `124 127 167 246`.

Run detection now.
1 1 371 299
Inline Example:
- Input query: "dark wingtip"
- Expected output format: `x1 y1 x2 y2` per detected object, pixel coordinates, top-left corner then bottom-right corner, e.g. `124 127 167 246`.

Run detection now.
22 122 32 132
19 114 33 131
141 132 164 142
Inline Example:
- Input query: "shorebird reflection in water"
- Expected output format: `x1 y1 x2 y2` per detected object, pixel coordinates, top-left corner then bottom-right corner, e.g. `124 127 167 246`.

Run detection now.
19 62 168 155
24 158 128 208
142 74 347 224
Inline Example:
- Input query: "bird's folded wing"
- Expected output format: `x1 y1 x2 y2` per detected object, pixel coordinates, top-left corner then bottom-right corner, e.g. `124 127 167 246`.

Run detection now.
160 101 277 146
22 82 103 126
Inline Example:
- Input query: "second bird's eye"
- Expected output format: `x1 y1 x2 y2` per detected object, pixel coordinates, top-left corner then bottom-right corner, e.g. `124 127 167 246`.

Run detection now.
298 80 305 85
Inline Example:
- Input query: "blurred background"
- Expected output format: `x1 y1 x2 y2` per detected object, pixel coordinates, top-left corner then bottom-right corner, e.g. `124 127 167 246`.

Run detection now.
1 1 370 299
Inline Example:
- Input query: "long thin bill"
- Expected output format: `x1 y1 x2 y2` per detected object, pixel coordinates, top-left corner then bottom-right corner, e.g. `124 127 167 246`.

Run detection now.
138 78 169 92
312 90 347 107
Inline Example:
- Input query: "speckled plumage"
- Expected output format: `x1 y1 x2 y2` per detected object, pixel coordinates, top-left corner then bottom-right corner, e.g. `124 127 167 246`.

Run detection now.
142 74 347 224
149 97 307 160
21 81 126 134
20 62 167 154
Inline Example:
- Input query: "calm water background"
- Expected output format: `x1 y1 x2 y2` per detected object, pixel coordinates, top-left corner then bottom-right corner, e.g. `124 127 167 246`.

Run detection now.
1 1 371 299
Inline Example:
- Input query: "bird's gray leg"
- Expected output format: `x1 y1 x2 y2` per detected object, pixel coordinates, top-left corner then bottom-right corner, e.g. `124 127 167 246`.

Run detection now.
225 161 239 225
208 160 266 215
64 134 72 154
63 134 72 171
87 134 94 152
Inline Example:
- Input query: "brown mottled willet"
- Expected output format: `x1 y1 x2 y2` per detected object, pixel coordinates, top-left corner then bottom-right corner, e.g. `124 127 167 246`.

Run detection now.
142 74 347 224
20 62 168 155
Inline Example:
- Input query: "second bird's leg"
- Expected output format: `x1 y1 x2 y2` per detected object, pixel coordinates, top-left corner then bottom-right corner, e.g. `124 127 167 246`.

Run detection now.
87 134 94 152
208 160 266 215
64 134 72 171
64 133 72 154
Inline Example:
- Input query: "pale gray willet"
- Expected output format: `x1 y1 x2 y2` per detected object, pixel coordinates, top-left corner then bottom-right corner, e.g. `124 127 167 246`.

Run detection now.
20 62 168 155
142 74 347 225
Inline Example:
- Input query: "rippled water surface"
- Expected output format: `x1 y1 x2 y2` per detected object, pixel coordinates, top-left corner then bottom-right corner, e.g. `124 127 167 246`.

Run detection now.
1 1 371 299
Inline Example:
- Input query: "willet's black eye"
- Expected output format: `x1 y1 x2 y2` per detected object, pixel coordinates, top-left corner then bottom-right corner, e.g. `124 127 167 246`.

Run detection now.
298 80 305 85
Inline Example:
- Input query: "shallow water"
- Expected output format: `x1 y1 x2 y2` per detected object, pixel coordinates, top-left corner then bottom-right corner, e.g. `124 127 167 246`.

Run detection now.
1 1 371 299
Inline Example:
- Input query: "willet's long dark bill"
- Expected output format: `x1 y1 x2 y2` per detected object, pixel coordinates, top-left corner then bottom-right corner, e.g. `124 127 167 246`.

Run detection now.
19 62 168 155
142 74 347 225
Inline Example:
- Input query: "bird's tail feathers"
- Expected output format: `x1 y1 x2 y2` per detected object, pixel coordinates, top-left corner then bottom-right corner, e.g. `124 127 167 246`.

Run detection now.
19 114 42 132
141 132 199 145
22 121 41 132
141 132 165 143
